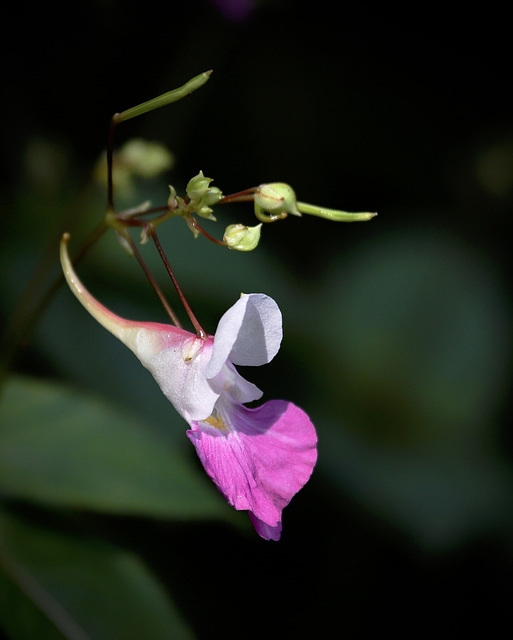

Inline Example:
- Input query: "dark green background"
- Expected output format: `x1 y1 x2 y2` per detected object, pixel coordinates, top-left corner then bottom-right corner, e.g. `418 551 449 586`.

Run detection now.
1 1 512 638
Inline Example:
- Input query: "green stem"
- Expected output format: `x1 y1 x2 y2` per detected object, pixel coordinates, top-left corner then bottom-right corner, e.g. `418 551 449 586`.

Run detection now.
296 201 377 222
106 118 116 212
108 70 212 217
114 71 213 124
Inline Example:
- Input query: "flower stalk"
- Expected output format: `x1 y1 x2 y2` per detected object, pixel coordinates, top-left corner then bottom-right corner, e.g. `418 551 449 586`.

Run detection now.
147 228 207 338
296 201 377 221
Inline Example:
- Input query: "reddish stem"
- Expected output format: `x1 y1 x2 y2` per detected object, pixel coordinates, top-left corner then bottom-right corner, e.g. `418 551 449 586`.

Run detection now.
189 217 226 245
106 115 119 212
149 228 207 339
218 187 257 205
124 234 183 328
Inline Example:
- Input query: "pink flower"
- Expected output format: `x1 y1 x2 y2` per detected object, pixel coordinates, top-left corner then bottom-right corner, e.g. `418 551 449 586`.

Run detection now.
208 0 255 21
60 239 317 540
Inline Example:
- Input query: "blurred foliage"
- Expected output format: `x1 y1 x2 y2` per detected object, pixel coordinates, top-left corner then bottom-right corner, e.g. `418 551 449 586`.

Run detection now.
1 0 513 638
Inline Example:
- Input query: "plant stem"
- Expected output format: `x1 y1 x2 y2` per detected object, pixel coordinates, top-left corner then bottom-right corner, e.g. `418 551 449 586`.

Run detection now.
114 70 212 123
123 234 183 328
149 229 207 338
188 217 227 245
296 201 377 221
218 187 257 205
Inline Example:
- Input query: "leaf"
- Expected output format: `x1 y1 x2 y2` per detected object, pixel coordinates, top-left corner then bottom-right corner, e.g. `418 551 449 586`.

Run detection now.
319 416 513 548
312 229 513 445
0 375 233 522
0 567 67 640
306 230 513 547
0 511 195 640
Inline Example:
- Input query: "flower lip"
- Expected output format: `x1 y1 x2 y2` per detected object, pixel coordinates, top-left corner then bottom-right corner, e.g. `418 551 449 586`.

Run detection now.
187 397 317 541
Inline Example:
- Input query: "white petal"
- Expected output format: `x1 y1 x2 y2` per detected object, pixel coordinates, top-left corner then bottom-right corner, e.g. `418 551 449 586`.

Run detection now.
222 362 263 404
146 338 220 422
205 294 283 378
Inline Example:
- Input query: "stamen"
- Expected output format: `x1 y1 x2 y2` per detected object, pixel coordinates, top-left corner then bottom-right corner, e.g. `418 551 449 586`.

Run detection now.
203 412 228 431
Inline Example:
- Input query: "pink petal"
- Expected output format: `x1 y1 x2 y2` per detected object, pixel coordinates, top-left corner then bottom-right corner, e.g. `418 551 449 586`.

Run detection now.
208 0 255 21
187 399 317 540
248 513 282 541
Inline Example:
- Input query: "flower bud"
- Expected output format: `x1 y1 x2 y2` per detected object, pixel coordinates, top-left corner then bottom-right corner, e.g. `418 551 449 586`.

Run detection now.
197 206 216 220
121 139 174 178
93 139 174 196
201 185 223 207
167 185 178 209
254 183 301 222
186 171 223 220
186 170 213 200
223 223 262 251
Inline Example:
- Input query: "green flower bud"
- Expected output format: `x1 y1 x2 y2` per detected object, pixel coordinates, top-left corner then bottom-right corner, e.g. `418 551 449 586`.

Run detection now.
120 139 174 178
186 171 223 219
167 185 178 209
254 183 301 222
140 224 153 245
201 185 223 207
94 139 174 197
186 170 213 200
196 206 216 221
223 223 262 251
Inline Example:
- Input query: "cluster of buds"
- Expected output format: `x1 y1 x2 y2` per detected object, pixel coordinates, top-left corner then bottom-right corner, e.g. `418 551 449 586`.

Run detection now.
91 68 377 317
185 171 223 220
167 171 261 251
96 69 376 259
97 78 375 256
106 167 376 255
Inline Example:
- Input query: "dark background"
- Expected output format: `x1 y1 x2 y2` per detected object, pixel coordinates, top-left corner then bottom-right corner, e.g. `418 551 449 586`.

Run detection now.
2 1 513 637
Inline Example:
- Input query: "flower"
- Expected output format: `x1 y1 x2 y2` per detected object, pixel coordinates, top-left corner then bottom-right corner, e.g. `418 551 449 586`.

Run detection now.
60 237 317 540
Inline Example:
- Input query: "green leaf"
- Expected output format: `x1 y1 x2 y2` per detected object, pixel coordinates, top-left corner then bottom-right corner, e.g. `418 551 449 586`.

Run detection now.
0 375 232 521
0 566 67 640
313 229 513 446
0 511 195 640
307 230 513 547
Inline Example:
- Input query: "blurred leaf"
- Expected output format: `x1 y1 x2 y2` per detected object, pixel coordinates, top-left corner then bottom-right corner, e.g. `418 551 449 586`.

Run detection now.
0 375 232 522
307 229 513 546
0 511 195 640
314 229 512 447
0 566 67 640
319 418 513 547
